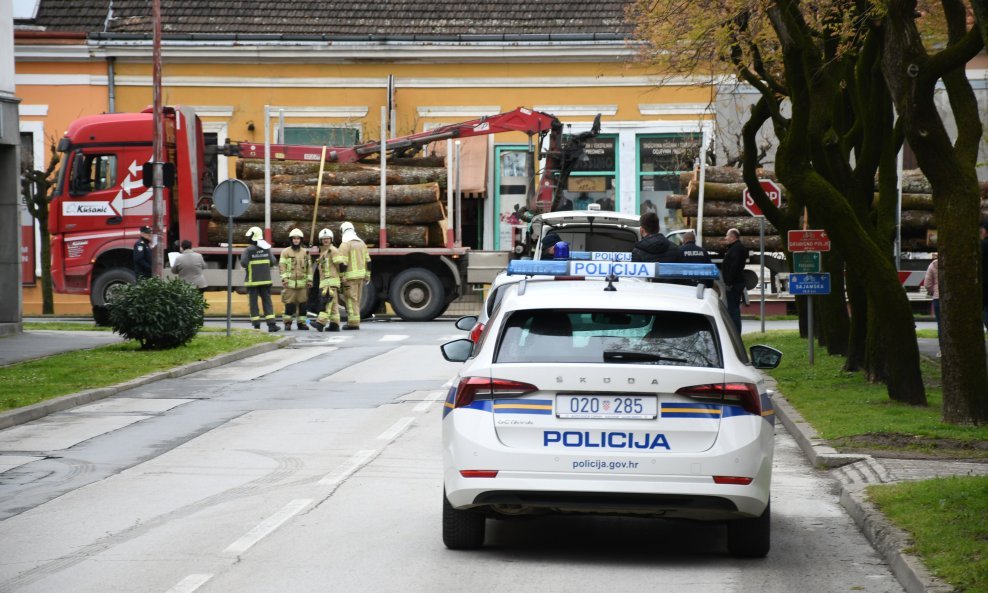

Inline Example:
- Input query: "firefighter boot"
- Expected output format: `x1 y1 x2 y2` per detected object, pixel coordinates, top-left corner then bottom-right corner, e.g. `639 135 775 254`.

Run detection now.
297 321 309 331
268 323 281 332
284 320 293 331
328 322 341 332
252 322 261 330
310 320 325 332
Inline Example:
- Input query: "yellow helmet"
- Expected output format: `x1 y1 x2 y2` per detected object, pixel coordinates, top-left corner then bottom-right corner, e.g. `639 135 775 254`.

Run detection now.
289 228 304 239
245 226 263 241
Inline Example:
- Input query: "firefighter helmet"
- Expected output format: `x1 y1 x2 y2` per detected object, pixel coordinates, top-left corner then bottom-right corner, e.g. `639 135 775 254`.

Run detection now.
318 228 334 240
289 228 304 239
340 222 355 233
245 226 263 241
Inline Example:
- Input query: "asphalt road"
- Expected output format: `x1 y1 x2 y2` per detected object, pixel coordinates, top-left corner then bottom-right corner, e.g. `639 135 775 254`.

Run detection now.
0 321 909 592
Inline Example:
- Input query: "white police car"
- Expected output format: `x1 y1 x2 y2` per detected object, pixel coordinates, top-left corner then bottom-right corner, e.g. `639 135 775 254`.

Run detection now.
440 260 782 557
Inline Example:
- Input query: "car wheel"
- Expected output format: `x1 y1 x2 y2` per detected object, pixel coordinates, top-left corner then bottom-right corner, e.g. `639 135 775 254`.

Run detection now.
442 492 485 550
727 502 770 558
389 267 445 321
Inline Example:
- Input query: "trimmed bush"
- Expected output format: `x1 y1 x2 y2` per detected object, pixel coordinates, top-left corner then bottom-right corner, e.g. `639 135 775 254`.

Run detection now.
106 278 208 349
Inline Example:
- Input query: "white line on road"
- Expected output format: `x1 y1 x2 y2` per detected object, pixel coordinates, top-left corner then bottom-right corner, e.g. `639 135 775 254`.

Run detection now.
379 334 409 342
413 390 446 412
163 574 213 593
318 449 377 486
377 417 415 441
223 498 312 555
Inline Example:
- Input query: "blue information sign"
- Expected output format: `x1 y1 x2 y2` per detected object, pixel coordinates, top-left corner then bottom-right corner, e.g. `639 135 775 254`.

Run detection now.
789 273 831 295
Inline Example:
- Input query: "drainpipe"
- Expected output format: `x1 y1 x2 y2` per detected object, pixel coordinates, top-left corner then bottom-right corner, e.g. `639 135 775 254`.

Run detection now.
107 57 116 113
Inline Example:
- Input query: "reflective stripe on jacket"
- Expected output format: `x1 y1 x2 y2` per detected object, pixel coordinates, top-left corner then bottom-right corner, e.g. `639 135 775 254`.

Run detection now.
334 239 371 280
318 246 342 288
279 245 313 289
241 244 276 286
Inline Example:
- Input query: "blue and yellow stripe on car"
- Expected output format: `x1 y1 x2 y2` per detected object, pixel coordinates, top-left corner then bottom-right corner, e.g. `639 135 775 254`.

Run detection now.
661 402 722 419
493 399 553 415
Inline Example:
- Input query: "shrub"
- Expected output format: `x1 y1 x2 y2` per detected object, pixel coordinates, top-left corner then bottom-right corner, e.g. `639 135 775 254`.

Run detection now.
107 278 208 349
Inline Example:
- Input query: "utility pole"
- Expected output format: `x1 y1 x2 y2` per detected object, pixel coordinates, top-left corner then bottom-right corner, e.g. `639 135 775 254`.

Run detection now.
150 0 165 278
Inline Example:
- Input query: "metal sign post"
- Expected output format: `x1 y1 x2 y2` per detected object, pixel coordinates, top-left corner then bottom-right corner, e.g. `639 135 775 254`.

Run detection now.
789 272 832 364
213 179 251 336
742 179 782 334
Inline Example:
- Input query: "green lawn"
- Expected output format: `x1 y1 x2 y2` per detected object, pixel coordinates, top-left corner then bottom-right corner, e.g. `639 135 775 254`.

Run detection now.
746 330 988 454
869 477 988 593
0 332 279 411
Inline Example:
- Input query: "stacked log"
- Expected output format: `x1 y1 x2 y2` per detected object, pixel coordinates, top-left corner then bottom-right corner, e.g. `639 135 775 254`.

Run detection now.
670 166 988 253
210 159 449 248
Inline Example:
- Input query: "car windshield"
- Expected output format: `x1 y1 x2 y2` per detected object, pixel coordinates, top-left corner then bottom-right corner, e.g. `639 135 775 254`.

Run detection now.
494 309 722 368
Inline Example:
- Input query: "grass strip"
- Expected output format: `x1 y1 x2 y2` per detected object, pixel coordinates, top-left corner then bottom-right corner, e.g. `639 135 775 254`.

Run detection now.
868 477 988 593
745 330 988 449
0 332 278 411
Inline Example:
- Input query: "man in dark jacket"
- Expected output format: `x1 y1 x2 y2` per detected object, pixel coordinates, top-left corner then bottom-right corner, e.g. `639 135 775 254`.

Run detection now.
133 226 153 280
632 212 682 263
679 231 712 264
722 228 749 334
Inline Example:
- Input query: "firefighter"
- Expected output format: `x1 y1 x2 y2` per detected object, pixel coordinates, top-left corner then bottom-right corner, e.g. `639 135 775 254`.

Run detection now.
279 228 313 330
241 226 280 332
334 221 371 330
311 228 342 332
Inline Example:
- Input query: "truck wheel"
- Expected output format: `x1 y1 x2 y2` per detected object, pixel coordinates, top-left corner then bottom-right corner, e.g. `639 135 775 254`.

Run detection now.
91 268 136 307
388 268 445 321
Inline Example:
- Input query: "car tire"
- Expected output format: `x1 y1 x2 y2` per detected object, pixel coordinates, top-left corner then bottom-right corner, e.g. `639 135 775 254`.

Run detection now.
388 267 445 321
727 502 770 558
442 492 485 550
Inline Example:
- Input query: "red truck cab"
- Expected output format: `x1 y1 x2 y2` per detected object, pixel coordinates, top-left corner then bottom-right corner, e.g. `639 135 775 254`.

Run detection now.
49 106 204 307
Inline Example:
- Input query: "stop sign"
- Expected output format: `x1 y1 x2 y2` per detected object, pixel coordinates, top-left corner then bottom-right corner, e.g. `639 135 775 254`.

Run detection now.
742 179 783 217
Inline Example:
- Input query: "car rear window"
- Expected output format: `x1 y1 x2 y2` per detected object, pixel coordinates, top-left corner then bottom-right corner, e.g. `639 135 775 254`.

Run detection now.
494 309 722 368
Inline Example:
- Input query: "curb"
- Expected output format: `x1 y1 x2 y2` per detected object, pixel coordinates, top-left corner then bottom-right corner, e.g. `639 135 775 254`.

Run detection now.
769 376 953 593
0 336 293 431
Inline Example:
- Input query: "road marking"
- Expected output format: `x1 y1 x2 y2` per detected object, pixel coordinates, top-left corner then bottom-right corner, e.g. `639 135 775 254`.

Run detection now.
163 574 213 593
318 449 377 486
379 334 409 342
223 498 312 555
192 347 336 381
413 390 446 412
377 417 415 441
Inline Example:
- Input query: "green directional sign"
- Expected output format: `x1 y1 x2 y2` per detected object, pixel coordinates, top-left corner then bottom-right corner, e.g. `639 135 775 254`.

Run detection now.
793 251 821 273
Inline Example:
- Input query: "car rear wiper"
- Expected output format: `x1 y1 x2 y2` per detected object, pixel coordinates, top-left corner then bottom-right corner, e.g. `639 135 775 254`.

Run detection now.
602 350 689 364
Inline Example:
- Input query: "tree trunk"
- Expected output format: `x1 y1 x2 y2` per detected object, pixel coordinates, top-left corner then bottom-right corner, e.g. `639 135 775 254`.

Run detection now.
701 217 779 236
820 250 849 356
681 199 750 217
699 235 785 252
843 273 867 372
215 200 445 225
243 181 441 206
236 159 445 180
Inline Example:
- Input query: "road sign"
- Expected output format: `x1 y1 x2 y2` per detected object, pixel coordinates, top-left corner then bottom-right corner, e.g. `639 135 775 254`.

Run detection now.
742 179 783 217
788 229 831 252
789 273 831 295
213 179 251 218
792 251 821 273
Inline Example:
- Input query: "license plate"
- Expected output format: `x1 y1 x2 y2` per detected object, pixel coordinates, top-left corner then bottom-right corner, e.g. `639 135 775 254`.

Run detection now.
555 395 657 419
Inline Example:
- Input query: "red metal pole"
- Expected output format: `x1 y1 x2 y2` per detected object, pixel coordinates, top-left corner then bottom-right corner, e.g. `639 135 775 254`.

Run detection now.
151 0 165 278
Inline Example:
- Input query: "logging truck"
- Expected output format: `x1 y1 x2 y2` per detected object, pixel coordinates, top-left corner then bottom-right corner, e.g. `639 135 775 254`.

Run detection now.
48 105 599 321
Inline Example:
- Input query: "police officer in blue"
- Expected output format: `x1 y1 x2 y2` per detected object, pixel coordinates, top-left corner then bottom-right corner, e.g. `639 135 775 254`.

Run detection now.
133 225 153 280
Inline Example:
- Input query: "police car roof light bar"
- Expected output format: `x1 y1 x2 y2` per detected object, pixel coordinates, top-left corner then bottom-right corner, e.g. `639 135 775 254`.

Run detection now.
506 259 720 281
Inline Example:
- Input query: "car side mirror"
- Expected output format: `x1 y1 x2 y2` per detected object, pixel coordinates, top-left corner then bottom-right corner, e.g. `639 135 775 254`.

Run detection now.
749 345 783 369
455 315 478 332
441 338 475 363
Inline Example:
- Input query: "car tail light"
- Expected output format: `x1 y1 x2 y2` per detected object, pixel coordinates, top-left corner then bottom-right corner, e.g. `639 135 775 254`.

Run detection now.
453 377 538 408
713 476 753 485
675 382 761 415
468 322 485 343
460 470 499 478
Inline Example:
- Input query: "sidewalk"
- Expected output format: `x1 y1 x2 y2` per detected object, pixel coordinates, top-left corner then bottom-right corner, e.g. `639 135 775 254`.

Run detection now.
772 379 987 593
0 329 124 367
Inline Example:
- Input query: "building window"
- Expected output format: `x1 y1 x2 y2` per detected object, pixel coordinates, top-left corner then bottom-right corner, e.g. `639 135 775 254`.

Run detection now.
636 134 700 233
282 126 360 147
559 135 618 211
